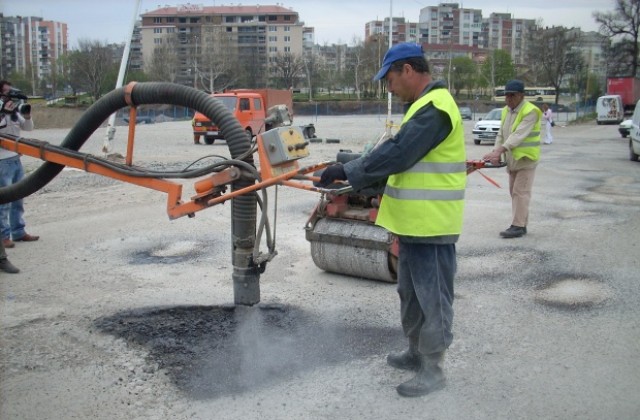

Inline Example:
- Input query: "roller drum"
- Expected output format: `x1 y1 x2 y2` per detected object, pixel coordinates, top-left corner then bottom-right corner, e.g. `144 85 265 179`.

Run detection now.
307 218 396 283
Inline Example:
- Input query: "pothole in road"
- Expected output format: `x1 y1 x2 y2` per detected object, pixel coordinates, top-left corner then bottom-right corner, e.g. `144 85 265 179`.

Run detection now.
553 210 599 219
130 240 202 264
578 176 640 206
534 277 612 309
94 304 402 399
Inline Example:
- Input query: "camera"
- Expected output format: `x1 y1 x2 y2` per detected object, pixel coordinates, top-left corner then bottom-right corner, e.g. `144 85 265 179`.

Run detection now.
0 88 30 121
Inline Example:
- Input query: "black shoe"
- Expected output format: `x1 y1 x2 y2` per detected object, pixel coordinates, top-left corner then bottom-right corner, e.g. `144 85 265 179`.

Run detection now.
0 258 20 273
499 225 527 238
396 353 446 397
387 349 421 371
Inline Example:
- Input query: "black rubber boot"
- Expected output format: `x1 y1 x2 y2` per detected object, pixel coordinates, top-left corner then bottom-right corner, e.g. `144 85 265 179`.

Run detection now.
396 352 446 397
387 337 421 371
0 258 20 274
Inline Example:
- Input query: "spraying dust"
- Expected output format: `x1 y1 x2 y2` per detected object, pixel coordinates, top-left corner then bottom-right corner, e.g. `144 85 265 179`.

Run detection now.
94 304 403 399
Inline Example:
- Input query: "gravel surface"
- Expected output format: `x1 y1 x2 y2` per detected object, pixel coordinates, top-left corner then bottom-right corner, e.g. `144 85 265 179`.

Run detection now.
1 115 639 419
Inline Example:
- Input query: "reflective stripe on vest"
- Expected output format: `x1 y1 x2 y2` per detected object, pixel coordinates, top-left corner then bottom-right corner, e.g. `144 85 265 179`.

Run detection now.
501 102 542 161
375 88 467 237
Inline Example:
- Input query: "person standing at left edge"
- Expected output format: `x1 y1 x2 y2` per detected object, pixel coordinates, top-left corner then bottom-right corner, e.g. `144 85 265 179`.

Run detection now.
319 43 466 397
0 80 40 248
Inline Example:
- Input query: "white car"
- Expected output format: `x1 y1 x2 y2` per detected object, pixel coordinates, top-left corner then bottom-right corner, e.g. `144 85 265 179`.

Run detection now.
472 108 503 145
619 119 632 138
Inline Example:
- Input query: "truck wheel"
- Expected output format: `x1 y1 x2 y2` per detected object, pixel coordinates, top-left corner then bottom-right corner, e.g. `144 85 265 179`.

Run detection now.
630 139 639 161
204 136 215 145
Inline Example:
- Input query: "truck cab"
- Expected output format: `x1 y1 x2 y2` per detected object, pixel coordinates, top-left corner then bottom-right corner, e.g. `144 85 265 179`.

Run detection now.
192 92 266 144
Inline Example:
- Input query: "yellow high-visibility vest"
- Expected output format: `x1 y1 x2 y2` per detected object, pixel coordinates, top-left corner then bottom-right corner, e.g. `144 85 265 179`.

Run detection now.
501 102 542 161
376 88 466 237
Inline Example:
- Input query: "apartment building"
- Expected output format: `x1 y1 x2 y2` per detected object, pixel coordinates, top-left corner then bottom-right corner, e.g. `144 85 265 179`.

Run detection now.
365 17 419 44
139 4 307 88
418 3 483 47
0 14 68 90
482 12 536 65
414 4 535 65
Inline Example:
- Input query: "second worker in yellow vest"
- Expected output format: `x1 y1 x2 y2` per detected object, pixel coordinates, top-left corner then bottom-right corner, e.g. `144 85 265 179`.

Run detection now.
483 79 542 238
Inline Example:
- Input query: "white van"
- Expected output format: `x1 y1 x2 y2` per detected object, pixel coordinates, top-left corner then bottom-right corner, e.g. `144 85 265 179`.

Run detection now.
629 99 640 161
596 95 623 125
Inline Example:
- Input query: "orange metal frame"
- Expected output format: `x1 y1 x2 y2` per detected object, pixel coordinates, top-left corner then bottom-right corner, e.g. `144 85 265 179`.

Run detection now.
0 124 333 220
1 109 502 221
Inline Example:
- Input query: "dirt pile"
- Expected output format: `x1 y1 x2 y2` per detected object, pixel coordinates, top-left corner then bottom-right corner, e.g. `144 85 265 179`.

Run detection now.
29 103 87 129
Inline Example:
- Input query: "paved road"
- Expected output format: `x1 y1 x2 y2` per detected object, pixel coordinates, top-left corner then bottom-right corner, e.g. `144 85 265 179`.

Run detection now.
1 116 638 419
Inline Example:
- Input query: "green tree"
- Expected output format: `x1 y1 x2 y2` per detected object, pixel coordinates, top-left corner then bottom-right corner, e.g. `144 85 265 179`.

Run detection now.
594 0 640 76
480 49 515 93
445 56 477 97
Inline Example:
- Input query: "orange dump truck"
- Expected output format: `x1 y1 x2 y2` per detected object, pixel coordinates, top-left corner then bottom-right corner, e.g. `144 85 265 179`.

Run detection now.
192 89 295 145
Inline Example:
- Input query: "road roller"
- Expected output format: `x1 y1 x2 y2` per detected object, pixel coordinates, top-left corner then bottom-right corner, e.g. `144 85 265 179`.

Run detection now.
305 151 399 283
304 151 504 283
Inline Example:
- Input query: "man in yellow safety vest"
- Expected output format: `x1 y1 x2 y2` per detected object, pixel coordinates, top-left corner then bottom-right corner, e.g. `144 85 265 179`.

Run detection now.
483 79 542 238
319 43 466 397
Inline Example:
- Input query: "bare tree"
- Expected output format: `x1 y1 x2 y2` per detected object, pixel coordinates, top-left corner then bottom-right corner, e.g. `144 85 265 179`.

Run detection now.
347 37 366 100
68 39 116 101
147 45 179 83
197 27 237 92
594 0 640 76
271 52 305 89
526 26 579 104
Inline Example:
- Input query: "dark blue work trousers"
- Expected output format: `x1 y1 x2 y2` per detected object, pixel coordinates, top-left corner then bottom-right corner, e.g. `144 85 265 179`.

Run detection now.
397 241 456 355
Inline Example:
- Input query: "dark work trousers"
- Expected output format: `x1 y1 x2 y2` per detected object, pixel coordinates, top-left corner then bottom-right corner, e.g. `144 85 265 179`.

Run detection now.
397 241 456 355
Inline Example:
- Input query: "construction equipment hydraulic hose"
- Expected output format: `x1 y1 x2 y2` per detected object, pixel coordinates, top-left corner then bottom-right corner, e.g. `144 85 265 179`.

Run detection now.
0 82 261 306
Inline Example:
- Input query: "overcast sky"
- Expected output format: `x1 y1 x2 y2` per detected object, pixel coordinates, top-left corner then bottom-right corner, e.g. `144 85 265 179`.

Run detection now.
3 0 609 48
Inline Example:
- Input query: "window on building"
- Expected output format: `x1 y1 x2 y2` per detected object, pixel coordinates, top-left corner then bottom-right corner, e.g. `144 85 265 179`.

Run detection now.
269 26 277 32
179 17 186 23
269 36 277 42
268 15 277 21
284 26 291 32
190 18 199 23
269 46 278 52
154 38 163 44
241 16 254 23
167 17 174 23
226 16 236 23
154 17 162 23
284 46 290 52
259 16 266 22
284 36 290 42
154 28 162 34
284 15 291 21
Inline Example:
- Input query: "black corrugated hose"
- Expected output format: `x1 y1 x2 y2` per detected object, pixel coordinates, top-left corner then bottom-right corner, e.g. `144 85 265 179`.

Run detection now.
0 82 261 305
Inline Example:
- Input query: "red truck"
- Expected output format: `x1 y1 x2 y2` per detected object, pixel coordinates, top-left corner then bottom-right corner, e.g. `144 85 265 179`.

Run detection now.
192 89 295 144
607 77 640 113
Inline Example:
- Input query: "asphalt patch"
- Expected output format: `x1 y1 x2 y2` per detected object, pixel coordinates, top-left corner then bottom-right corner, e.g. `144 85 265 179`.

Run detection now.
94 304 403 399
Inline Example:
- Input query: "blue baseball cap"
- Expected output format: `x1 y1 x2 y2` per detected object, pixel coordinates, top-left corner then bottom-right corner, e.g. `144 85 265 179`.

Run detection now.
373 43 425 81
504 80 525 93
